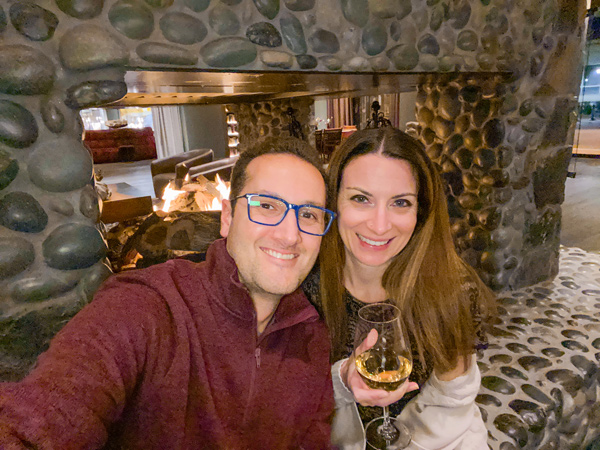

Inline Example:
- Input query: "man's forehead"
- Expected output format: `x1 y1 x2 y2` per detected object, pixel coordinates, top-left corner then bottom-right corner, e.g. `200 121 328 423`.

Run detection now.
243 153 326 202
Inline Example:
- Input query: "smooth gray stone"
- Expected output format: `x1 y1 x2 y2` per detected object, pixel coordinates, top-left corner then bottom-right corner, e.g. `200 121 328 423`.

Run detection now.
518 356 552 371
0 45 55 95
11 274 80 303
361 24 387 56
476 393 502 407
476 52 494 70
136 42 198 65
184 0 210 11
387 44 419 70
390 21 401 41
0 100 38 149
252 0 280 20
59 25 128 71
341 0 368 27
497 146 513 168
457 29 478 51
65 80 127 109
280 14 306 54
444 133 463 153
144 0 174 7
0 150 18 191
108 0 154 40
260 50 293 68
483 118 505 148
0 237 35 279
40 100 65 134
246 22 282 47
209 5 240 35
396 0 411 19
472 99 490 127
56 0 104 19
28 138 93 193
80 262 112 301
419 54 438 71
449 0 470 29
0 6 6 33
347 56 369 71
319 56 342 71
160 12 207 44
412 7 428 31
43 223 107 270
0 191 48 233
79 185 100 222
486 9 508 34
509 400 545 432
295 54 317 69
201 37 257 67
482 375 516 394
417 33 440 55
370 55 389 71
432 116 453 138
308 29 339 54
493 414 528 448
429 3 445 31
541 98 573 147
283 0 314 11
454 148 473 170
369 0 396 18
438 86 461 120
48 198 75 216
9 2 58 41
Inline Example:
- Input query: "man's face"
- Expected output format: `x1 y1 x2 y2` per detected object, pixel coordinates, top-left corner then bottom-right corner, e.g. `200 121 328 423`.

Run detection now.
220 153 326 302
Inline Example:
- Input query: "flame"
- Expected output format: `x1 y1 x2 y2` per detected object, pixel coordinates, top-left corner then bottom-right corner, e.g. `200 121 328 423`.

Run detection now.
161 182 185 212
206 174 231 211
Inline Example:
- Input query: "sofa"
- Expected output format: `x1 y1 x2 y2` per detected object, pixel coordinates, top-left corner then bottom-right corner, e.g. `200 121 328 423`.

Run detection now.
83 127 157 164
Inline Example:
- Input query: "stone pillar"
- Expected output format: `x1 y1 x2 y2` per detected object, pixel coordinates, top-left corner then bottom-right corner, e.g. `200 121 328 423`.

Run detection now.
0 3 128 380
414 0 587 291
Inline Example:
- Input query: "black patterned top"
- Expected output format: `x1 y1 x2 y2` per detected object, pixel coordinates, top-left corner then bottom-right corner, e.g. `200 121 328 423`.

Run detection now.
302 269 486 427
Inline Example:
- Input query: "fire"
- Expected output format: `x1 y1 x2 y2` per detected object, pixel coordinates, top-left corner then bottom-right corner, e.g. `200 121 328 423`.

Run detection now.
158 173 231 213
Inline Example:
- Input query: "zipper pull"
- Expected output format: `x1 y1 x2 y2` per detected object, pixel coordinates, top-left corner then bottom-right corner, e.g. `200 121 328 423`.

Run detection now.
255 348 261 368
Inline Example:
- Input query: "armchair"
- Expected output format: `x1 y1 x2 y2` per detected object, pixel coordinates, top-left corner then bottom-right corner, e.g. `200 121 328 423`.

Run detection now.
151 149 214 197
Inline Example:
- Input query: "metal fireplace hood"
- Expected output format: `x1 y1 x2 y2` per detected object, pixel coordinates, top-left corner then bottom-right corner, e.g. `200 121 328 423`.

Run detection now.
107 70 506 107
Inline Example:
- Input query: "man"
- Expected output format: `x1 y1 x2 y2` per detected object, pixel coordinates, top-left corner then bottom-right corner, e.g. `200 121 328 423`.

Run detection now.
0 137 335 449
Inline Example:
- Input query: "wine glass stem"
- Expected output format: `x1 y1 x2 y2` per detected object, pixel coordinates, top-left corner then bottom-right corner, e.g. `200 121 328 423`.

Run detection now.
379 406 399 441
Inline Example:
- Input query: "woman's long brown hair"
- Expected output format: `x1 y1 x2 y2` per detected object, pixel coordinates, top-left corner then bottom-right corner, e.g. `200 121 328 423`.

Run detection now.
319 127 496 373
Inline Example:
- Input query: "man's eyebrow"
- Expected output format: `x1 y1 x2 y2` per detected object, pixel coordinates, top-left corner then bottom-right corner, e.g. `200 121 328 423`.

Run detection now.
255 190 326 207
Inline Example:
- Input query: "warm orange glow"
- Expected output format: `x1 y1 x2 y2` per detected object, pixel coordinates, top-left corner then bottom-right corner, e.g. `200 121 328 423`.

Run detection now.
159 174 231 213
161 182 185 212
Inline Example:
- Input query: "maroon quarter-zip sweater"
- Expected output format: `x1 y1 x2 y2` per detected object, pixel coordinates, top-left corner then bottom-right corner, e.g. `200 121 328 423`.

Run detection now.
0 238 333 450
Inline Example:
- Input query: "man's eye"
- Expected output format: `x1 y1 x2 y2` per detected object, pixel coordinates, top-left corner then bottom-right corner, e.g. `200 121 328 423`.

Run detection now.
260 202 276 210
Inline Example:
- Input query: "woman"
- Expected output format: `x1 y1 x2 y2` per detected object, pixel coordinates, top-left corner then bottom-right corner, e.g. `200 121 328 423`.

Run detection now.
304 127 495 449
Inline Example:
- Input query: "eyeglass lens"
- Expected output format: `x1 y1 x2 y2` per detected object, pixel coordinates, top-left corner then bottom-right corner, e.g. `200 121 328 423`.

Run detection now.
247 195 331 234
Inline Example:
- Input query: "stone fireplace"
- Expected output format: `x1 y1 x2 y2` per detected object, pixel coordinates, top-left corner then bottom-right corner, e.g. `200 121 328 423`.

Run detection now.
0 0 588 413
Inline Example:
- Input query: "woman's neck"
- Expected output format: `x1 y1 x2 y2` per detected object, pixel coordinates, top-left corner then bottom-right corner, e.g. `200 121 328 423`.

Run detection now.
343 257 388 303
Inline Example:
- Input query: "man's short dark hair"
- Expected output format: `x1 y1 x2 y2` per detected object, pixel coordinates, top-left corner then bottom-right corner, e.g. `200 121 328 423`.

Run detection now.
229 137 325 204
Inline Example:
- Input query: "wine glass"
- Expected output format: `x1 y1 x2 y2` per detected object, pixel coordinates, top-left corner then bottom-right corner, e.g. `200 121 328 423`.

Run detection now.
354 303 413 450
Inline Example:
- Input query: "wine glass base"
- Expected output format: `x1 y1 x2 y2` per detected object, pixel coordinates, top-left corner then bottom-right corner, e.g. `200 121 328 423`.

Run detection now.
365 417 411 450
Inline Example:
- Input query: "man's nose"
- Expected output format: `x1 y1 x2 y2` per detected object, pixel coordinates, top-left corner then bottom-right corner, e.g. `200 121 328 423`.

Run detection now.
272 209 302 244
367 205 392 235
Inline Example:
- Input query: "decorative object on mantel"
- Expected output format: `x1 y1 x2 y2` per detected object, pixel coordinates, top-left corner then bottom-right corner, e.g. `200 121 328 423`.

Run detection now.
366 101 392 129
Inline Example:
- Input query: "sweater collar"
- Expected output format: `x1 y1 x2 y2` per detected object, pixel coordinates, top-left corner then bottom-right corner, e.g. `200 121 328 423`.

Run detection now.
204 238 320 333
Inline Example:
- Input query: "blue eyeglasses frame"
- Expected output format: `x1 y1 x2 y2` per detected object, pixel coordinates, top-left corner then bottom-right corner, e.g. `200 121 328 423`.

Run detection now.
232 193 336 236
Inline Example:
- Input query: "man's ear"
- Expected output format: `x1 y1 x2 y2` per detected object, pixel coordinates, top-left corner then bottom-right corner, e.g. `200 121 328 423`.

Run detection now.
220 199 232 237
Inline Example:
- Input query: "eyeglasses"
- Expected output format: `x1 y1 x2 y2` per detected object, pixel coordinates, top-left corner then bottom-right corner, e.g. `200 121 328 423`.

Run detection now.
232 193 336 236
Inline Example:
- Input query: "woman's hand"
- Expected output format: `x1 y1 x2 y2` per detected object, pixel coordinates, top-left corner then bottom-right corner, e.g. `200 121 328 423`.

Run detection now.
340 329 419 407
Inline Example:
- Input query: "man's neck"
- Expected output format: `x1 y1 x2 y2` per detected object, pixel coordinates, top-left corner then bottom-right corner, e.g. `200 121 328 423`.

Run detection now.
252 294 282 335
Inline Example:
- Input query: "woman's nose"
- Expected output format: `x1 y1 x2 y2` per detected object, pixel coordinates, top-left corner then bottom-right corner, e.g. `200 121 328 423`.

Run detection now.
367 206 392 235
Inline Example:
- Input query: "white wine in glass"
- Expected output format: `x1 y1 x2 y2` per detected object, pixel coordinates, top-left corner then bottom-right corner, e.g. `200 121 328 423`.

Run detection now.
354 303 413 450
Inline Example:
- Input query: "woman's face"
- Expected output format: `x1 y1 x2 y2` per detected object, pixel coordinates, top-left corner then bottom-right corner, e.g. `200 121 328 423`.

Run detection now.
337 153 418 271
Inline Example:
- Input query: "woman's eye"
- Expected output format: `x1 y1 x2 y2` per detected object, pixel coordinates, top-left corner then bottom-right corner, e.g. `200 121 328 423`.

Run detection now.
393 198 412 208
350 194 369 203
